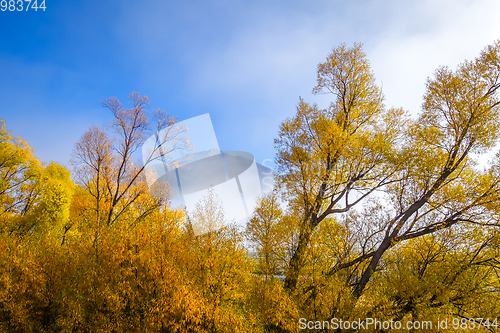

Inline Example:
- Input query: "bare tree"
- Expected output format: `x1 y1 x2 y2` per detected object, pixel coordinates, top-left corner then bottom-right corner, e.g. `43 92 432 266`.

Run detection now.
72 92 190 226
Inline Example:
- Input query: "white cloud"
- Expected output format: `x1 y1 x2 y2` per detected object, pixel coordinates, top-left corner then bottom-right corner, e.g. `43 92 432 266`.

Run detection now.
107 0 500 164
368 0 500 115
170 0 496 163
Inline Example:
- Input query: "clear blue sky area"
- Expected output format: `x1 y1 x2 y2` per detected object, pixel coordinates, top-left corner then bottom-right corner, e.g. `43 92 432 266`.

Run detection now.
1 0 499 169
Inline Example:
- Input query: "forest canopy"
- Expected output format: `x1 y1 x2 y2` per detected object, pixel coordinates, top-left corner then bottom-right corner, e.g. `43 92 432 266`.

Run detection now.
1 40 500 332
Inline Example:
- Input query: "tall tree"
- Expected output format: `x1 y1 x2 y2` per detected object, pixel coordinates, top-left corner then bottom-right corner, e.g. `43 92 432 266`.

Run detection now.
276 41 500 302
352 40 500 297
276 43 405 291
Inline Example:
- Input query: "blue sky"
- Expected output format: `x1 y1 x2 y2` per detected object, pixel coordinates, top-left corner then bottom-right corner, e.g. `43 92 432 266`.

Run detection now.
1 0 500 170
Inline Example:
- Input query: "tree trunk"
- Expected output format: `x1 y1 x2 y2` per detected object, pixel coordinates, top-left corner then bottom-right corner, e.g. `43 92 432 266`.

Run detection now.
284 220 313 290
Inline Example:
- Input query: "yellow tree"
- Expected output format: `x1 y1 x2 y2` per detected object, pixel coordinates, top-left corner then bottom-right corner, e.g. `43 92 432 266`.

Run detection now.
0 119 42 233
276 40 500 306
0 120 77 332
351 40 500 298
376 231 500 326
276 43 405 291
245 190 291 279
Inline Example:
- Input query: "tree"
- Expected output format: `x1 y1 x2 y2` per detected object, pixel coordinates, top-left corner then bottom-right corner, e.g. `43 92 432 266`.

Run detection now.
376 231 500 325
0 119 42 232
71 92 190 228
276 40 500 305
177 189 259 333
351 40 500 298
276 43 405 291
246 190 290 279
0 121 77 332
188 187 226 236
0 120 75 238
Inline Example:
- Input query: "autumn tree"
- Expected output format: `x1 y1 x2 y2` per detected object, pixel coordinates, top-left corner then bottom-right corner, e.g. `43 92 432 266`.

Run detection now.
246 190 293 279
0 121 77 332
276 40 500 306
71 92 189 228
0 119 42 233
351 40 500 298
276 43 404 291
373 231 500 325
0 120 75 239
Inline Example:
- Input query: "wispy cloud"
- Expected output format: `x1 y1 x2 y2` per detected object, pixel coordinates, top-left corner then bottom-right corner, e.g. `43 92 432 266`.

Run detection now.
1 0 499 166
